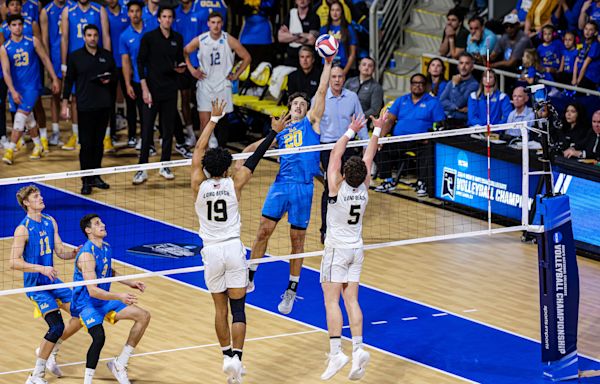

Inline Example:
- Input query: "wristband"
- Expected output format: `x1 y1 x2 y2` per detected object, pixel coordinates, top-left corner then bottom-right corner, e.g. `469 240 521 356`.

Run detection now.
61 64 67 73
344 129 355 139
210 114 224 123
373 127 382 137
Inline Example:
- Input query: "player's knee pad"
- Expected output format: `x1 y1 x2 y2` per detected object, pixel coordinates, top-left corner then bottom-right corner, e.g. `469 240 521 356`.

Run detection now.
86 325 105 369
25 113 36 130
43 310 65 343
88 324 105 347
230 295 246 324
13 112 27 132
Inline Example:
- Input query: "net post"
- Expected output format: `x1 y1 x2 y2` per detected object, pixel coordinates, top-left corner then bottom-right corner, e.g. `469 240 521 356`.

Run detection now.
520 122 530 227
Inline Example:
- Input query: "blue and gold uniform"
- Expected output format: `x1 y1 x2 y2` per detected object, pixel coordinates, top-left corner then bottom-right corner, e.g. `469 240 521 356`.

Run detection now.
192 0 227 33
43 1 74 79
71 240 126 329
4 36 42 112
141 6 158 31
2 17 35 40
261 116 320 229
67 2 103 53
105 4 129 68
20 214 72 317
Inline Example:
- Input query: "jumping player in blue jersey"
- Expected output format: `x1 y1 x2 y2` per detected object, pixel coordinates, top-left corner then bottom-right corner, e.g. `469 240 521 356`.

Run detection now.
72 214 150 384
1 14 59 166
40 0 72 146
243 57 335 315
9 185 82 383
60 0 110 151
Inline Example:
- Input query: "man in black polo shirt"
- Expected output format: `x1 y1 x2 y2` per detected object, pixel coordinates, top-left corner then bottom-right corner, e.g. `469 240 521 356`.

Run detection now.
278 0 320 67
287 46 321 99
133 6 186 185
61 24 115 195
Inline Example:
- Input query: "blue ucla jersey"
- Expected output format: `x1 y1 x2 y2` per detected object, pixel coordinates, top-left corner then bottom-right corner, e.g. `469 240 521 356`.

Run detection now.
72 240 113 308
2 18 35 40
67 3 103 53
5 36 42 92
106 5 129 67
142 6 159 31
21 0 40 22
275 116 321 183
192 0 227 33
174 5 201 67
43 1 73 78
20 215 55 288
119 23 145 82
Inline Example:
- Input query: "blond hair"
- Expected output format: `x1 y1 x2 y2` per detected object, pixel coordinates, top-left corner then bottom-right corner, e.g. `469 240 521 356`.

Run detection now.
16 185 40 212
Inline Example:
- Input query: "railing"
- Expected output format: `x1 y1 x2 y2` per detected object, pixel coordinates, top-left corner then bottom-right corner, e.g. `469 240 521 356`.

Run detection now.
369 0 416 80
422 53 600 97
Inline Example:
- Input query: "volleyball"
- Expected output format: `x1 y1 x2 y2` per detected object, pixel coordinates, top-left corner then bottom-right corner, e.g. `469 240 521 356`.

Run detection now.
315 34 338 59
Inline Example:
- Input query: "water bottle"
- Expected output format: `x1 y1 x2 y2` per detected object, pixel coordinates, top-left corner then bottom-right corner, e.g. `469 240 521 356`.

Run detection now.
389 58 396 70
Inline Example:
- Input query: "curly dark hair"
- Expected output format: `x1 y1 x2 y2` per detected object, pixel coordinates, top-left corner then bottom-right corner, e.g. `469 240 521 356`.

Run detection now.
343 156 367 188
202 147 232 178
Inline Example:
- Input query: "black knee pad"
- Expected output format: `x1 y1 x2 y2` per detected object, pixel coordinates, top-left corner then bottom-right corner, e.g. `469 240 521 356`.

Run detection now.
86 325 106 369
229 295 246 324
43 310 65 343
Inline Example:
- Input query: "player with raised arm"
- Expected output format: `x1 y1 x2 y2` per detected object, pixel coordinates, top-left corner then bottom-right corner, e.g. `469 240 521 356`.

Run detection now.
319 111 386 381
1 14 60 165
72 214 151 384
191 99 287 383
243 56 334 315
9 185 82 383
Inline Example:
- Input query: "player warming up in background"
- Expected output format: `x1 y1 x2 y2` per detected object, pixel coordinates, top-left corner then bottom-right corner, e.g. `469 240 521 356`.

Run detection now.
9 185 82 384
320 112 386 381
72 214 150 384
191 100 285 383
244 57 334 315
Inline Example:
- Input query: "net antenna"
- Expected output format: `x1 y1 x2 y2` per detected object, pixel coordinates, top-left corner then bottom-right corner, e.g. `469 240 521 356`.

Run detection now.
486 48 492 232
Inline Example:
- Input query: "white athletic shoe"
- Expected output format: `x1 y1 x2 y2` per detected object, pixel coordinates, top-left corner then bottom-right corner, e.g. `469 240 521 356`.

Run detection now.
246 280 255 293
348 348 370 380
277 289 297 314
25 375 47 384
223 355 242 383
320 351 349 380
107 358 131 384
159 167 175 180
132 170 148 185
35 347 63 377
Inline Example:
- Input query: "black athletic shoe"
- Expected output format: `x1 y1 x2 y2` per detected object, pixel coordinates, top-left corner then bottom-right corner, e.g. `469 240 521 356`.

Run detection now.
92 176 110 189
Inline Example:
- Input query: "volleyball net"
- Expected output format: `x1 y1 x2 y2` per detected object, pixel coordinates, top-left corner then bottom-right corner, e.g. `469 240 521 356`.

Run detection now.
0 120 537 296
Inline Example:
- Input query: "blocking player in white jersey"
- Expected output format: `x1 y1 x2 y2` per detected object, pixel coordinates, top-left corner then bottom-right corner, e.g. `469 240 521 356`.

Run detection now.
319 111 386 381
184 11 251 147
191 99 288 383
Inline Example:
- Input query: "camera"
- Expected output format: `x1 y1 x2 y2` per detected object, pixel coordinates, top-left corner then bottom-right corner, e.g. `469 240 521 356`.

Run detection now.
525 84 548 110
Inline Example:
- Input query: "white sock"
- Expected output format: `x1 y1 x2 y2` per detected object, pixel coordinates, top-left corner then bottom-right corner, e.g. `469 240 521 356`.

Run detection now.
32 358 46 377
105 127 110 137
32 137 41 146
352 336 363 352
84 368 95 384
289 275 300 283
40 128 47 138
72 124 78 136
329 337 342 355
116 344 134 366
52 123 60 133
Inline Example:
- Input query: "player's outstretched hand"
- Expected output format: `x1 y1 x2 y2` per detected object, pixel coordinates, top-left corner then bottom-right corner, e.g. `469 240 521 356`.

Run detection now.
120 292 138 305
370 110 388 129
211 99 227 119
271 111 291 133
131 281 146 293
348 113 367 133
40 266 58 281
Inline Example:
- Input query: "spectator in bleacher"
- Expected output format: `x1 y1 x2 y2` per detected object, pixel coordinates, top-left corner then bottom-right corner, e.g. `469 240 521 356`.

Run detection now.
537 25 563 74
237 0 275 70
344 56 383 122
375 73 445 196
278 0 320 67
425 58 447 97
519 48 554 85
313 0 353 27
466 16 497 64
490 13 532 72
563 109 600 161
524 0 558 37
467 69 512 127
579 0 600 30
557 102 589 149
440 52 479 127
287 46 321 98
572 21 600 89
439 7 469 59
553 0 585 32
505 86 536 137
513 0 534 24
316 63 366 241
320 0 357 76
556 31 579 84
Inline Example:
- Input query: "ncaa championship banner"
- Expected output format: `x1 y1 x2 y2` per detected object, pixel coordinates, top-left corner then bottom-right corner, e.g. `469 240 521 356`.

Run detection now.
533 194 580 379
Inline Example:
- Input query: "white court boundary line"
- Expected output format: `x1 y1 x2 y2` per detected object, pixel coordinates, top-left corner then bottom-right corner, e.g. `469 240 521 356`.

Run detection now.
0 329 322 376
